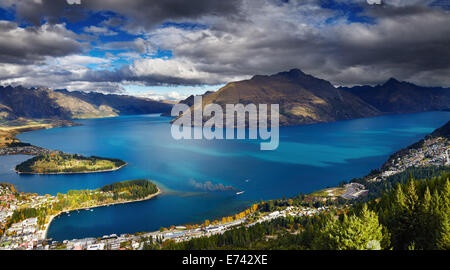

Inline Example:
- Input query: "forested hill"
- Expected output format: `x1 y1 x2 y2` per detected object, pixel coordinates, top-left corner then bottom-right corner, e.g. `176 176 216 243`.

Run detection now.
52 180 159 212
100 179 159 200
430 120 450 139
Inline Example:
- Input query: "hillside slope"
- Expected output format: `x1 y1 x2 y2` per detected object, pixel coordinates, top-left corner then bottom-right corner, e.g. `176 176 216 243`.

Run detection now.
0 86 172 120
55 89 172 116
176 69 381 126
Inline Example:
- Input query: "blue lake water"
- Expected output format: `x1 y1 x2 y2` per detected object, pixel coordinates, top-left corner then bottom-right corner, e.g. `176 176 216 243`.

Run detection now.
0 111 448 241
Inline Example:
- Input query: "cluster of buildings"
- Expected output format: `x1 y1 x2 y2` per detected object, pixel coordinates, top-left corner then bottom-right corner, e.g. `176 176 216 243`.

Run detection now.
340 183 368 200
0 161 341 251
287 206 329 217
51 234 131 250
46 217 249 250
1 204 331 250
4 135 446 250
250 206 329 226
370 137 449 182
0 185 57 250
0 145 52 156
0 187 16 232
0 218 47 250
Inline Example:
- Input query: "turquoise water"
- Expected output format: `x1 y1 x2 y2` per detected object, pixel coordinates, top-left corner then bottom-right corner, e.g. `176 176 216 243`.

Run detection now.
0 111 448 240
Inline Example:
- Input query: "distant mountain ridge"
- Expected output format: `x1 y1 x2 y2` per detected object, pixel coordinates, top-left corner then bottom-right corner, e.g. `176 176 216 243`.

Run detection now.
173 68 450 127
0 86 172 121
2 68 449 126
55 89 172 116
340 78 450 114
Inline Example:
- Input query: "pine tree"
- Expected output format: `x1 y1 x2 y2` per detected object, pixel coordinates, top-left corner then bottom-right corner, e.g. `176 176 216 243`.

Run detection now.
404 179 418 211
422 186 431 211
442 179 450 210
313 204 384 250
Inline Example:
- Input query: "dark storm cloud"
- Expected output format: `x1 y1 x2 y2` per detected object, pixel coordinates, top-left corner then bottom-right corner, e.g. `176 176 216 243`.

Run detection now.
136 0 450 87
2 0 242 29
0 21 83 64
1 0 450 91
317 4 450 85
7 0 86 25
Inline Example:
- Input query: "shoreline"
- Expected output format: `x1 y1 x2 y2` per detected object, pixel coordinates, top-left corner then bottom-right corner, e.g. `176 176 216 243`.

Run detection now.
0 120 80 147
43 187 161 239
15 163 128 175
0 120 79 155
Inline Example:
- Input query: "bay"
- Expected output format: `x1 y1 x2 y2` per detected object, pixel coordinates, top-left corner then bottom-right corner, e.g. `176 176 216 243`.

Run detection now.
0 111 447 241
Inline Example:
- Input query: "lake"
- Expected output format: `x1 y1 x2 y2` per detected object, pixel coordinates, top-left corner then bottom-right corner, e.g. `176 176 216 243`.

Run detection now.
0 111 448 241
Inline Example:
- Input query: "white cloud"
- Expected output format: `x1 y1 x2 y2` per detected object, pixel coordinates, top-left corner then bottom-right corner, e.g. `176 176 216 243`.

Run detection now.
131 58 210 80
1 0 450 93
66 0 81 4
135 90 189 101
56 55 109 66
83 26 117 36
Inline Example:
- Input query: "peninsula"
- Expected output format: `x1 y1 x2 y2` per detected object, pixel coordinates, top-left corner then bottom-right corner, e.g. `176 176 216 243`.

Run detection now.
15 153 127 174
51 179 160 214
0 179 161 247
0 118 79 155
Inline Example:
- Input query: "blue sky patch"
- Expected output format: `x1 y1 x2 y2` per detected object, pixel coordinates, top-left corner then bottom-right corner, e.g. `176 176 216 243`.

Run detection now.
321 0 376 25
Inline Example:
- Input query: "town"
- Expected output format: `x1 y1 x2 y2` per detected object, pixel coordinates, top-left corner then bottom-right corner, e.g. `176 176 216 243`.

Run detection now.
2 196 330 250
1 129 449 250
0 144 55 156
0 184 57 249
1 177 332 250
370 136 449 182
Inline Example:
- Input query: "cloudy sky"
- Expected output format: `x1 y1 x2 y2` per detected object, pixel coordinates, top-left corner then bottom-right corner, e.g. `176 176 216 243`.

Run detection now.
0 0 449 100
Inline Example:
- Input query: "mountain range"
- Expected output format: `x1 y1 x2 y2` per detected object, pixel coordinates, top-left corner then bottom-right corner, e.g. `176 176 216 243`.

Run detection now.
1 68 449 126
340 78 450 114
174 69 450 126
0 86 172 121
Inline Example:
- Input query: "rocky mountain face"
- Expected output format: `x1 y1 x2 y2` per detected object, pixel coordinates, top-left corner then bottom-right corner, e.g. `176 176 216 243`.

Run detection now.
0 103 15 120
0 86 172 121
55 89 172 116
340 78 450 114
173 69 450 127
175 69 381 126
0 86 74 120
